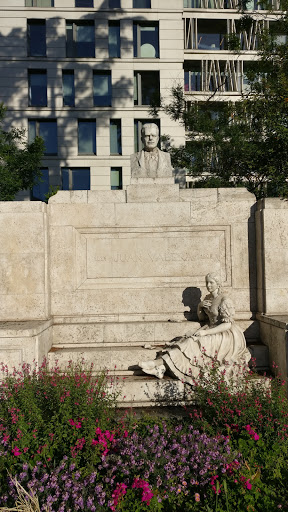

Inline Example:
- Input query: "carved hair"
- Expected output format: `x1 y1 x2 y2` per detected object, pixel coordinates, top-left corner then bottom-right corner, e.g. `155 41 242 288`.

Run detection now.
141 123 159 137
205 272 222 293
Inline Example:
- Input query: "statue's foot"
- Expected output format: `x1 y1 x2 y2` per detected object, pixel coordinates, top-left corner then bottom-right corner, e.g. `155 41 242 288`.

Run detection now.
139 360 156 370
142 364 166 379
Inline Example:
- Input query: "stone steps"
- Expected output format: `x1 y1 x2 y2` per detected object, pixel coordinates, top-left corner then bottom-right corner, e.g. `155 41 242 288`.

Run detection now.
47 318 270 407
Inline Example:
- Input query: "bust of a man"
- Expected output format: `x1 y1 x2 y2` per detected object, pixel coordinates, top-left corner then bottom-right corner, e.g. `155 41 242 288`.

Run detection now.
130 123 173 179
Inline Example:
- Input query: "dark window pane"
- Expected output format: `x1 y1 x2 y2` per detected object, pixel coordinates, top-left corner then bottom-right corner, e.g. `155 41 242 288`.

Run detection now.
111 167 122 190
110 119 122 154
75 0 93 6
109 0 121 6
76 24 95 57
29 71 47 106
197 20 227 50
134 71 160 105
93 72 111 106
133 0 151 6
62 71 75 106
62 168 90 190
28 21 46 56
109 22 120 58
32 168 49 201
66 22 95 58
39 121 57 154
62 168 69 190
78 120 96 154
29 120 57 155
73 168 90 190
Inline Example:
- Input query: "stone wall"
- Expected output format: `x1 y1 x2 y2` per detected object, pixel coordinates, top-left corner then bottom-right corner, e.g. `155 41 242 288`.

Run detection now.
2 188 288 372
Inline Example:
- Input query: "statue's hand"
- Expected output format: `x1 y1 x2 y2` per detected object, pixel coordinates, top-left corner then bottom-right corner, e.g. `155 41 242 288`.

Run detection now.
194 329 207 337
202 299 212 309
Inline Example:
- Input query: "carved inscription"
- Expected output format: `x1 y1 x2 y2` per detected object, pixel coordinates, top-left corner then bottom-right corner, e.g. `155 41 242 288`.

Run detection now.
85 233 225 280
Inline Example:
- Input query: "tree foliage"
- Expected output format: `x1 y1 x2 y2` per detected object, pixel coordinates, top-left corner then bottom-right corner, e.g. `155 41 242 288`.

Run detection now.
154 6 288 199
0 104 44 201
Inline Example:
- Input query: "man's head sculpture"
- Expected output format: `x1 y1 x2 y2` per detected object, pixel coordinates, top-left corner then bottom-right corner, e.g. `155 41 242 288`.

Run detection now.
141 123 159 152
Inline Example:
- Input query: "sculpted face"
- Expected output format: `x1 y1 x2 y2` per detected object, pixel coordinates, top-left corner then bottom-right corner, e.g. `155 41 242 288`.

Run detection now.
141 124 159 152
206 277 218 294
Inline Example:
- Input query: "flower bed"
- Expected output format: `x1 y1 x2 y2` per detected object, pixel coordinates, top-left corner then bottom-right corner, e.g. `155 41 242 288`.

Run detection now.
0 360 287 511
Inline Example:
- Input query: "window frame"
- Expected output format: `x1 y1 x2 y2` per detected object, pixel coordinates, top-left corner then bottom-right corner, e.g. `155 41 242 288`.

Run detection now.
110 167 122 190
25 0 54 6
110 119 122 155
28 119 58 156
108 21 121 58
134 70 160 106
28 69 47 107
62 70 75 107
133 22 159 58
61 167 91 191
93 70 112 107
27 20 46 57
78 119 97 155
66 21 95 58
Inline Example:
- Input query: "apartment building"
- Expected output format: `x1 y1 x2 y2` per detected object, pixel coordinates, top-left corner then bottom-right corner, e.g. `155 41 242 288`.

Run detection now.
0 0 281 199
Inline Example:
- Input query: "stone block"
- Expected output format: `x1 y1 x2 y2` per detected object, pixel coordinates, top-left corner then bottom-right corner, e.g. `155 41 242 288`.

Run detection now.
126 184 180 203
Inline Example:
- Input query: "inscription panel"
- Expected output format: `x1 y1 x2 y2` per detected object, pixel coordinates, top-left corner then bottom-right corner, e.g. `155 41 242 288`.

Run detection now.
76 227 231 289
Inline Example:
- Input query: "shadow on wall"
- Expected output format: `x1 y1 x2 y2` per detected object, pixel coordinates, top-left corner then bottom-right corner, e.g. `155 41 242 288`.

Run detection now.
182 287 202 321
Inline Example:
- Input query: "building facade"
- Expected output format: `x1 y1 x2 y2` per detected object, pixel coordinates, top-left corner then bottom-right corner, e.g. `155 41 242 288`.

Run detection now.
0 0 282 199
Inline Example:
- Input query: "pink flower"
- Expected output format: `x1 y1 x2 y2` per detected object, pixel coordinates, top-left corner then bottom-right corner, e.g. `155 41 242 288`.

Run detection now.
69 419 82 428
12 446 22 456
195 493 200 502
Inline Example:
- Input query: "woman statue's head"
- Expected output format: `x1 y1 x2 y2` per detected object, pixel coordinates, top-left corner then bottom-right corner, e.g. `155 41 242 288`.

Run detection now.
205 272 222 293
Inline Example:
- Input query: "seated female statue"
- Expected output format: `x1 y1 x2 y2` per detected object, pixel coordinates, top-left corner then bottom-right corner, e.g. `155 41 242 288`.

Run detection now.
139 272 251 383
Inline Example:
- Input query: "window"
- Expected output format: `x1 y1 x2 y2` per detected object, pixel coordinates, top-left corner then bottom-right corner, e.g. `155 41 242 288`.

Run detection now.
28 119 57 155
25 0 54 6
196 20 227 50
109 21 120 58
28 70 47 107
62 168 90 190
134 71 160 106
78 120 96 154
109 0 121 7
111 168 122 190
134 119 160 152
28 20 46 57
75 0 93 6
133 22 159 58
110 120 122 155
184 63 202 92
66 21 95 58
133 0 151 6
93 71 112 106
31 168 49 201
62 70 75 106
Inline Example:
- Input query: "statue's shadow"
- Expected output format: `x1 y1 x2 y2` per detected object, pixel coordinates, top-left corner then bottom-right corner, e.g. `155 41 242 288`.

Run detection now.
182 287 202 321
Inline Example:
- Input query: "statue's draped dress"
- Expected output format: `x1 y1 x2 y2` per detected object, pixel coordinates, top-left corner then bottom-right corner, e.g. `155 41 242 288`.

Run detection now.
161 294 251 384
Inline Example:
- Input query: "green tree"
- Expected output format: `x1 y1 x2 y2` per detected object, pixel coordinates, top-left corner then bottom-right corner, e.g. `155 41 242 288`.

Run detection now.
0 104 44 201
153 6 288 199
